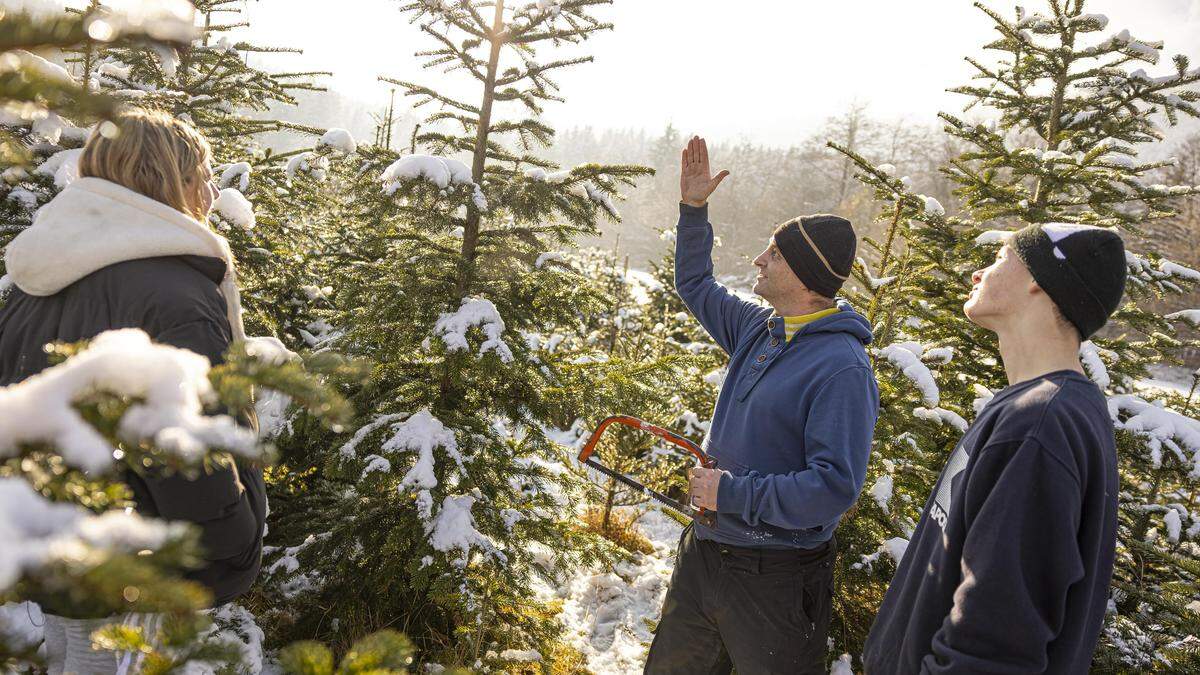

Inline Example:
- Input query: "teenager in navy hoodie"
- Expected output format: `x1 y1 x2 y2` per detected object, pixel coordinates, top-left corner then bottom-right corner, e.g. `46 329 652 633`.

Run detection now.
863 223 1126 674
643 136 880 674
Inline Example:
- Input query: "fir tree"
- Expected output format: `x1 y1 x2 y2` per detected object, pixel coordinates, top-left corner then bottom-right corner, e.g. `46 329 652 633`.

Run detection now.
560 243 719 544
257 0 690 667
828 1 1200 670
0 329 352 672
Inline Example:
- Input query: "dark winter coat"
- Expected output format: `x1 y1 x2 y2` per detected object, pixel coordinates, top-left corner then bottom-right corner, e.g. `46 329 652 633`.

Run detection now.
863 371 1118 674
0 177 264 608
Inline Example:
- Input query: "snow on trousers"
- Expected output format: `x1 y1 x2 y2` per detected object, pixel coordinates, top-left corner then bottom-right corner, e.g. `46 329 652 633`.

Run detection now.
644 523 834 675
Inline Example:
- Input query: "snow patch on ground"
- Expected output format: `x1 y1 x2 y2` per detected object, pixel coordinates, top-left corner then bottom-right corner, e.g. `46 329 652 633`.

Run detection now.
540 507 681 674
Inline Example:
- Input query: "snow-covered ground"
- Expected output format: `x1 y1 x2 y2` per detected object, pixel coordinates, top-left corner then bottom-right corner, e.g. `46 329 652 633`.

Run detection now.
538 507 681 674
1141 364 1194 397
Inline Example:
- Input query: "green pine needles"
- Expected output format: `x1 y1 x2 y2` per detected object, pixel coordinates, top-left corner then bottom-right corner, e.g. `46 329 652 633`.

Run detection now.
258 0 696 668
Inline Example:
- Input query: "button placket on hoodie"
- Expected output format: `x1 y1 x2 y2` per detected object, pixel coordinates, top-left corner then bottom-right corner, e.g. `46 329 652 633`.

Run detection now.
735 318 789 401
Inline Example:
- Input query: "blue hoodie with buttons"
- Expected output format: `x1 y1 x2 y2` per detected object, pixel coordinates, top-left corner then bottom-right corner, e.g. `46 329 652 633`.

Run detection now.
676 203 880 549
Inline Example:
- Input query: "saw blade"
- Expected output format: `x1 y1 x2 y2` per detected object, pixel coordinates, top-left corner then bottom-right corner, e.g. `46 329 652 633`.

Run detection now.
583 457 697 519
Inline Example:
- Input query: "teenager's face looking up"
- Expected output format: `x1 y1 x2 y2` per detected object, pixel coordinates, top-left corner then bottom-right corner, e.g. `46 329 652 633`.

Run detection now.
964 243 1038 331
752 238 807 303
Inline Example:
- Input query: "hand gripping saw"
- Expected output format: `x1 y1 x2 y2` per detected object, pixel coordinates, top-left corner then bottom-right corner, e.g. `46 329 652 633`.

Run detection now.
577 415 718 527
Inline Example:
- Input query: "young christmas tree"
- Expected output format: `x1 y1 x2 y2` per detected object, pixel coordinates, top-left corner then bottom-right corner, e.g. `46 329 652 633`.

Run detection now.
0 328 355 672
827 1 1200 670
553 242 720 547
256 0 697 668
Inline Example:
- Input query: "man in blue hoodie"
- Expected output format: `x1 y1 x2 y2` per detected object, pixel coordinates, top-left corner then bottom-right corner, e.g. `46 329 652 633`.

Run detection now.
643 136 880 674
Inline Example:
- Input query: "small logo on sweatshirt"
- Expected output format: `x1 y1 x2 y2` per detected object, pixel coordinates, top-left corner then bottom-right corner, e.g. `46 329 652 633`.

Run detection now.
931 442 969 530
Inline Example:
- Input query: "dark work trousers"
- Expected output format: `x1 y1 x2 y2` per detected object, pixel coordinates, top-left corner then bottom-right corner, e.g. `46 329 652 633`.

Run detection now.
644 523 835 675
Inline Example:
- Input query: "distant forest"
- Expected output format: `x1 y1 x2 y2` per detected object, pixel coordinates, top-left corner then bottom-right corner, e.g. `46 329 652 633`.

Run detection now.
260 90 1200 314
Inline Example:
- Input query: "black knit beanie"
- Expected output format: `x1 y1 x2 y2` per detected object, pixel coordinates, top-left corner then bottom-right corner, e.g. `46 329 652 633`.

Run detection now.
1010 222 1127 339
772 214 856 298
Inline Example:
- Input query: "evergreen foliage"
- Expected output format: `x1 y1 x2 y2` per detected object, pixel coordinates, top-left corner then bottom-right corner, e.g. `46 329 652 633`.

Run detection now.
257 0 693 667
0 329 351 672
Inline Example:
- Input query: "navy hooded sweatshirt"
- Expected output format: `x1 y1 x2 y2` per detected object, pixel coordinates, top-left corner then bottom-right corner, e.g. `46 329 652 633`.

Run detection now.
675 203 880 549
863 370 1118 674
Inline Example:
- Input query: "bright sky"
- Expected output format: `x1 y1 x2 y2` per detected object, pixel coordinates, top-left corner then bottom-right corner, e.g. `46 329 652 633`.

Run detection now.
235 0 1200 145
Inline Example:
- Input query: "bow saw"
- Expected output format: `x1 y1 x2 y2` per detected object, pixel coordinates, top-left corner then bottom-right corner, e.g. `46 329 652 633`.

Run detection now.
577 415 718 528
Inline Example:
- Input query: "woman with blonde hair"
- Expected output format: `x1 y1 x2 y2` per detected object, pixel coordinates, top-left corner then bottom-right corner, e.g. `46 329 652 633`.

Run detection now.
0 108 265 674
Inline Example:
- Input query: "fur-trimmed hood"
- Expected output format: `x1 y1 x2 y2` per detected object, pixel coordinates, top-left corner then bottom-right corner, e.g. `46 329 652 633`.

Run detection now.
5 177 246 341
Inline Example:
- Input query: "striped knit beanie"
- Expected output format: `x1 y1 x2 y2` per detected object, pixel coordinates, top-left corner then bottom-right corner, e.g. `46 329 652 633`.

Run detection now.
772 214 856 298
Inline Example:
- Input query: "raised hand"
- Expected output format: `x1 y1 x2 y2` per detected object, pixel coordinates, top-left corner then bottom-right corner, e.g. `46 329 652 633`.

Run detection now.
680 135 730 208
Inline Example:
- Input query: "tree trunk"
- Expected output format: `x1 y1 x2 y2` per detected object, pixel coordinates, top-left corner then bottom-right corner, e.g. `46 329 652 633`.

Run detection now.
456 0 505 299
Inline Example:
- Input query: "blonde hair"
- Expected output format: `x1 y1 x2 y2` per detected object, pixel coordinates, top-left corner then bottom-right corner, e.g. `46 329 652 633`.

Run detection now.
79 108 213 221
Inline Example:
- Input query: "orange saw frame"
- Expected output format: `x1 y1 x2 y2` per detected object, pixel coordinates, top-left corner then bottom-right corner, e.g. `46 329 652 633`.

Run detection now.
577 415 718 527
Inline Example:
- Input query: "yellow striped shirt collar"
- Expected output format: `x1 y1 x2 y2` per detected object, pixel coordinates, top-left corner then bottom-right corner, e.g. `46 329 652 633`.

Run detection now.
782 307 840 340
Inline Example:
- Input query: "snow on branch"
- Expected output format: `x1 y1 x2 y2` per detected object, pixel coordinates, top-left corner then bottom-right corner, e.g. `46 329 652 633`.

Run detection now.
1166 310 1200 327
317 128 357 155
1126 252 1200 293
212 188 255 230
1080 340 1117 390
525 166 618 216
913 406 969 433
870 474 894 515
0 329 257 473
380 408 462 491
218 162 251 191
1102 28 1163 64
433 297 515 363
974 229 1012 246
852 535 910 573
284 152 328 182
875 342 942 406
856 257 896 290
1108 395 1200 475
428 494 502 569
338 414 407 460
381 154 487 210
0 477 188 589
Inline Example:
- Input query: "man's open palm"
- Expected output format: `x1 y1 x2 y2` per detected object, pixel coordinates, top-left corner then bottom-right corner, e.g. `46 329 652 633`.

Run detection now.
680 135 730 207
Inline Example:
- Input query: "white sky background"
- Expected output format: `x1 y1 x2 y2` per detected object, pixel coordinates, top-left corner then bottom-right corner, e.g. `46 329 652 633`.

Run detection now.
233 0 1200 146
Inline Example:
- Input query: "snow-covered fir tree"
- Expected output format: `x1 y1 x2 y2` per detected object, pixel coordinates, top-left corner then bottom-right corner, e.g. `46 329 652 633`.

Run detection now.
828 1 1200 670
0 328 354 672
256 0 697 668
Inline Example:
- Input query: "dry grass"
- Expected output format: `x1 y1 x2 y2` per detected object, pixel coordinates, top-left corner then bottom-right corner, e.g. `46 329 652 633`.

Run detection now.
580 506 656 555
